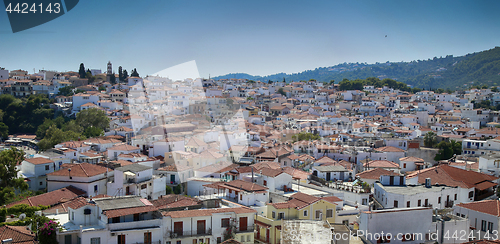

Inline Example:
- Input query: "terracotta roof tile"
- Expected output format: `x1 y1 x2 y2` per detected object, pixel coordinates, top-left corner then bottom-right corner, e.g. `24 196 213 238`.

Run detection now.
48 163 110 177
103 205 157 218
24 157 54 165
356 168 400 180
7 186 86 208
456 200 500 217
0 225 36 244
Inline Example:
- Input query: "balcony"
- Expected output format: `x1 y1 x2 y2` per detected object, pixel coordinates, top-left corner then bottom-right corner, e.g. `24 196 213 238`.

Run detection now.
108 219 161 232
235 225 255 233
445 200 454 208
169 229 212 238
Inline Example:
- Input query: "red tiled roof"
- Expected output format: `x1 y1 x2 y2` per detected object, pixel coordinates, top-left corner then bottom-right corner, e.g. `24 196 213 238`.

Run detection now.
0 225 37 244
406 165 498 189
364 160 400 169
456 200 500 217
48 163 110 177
24 157 54 165
151 195 201 209
356 168 400 180
375 146 405 152
103 205 157 218
399 156 424 162
322 196 343 204
7 186 86 208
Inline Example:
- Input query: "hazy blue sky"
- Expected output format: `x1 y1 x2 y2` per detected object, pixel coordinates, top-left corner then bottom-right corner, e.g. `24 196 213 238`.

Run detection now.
0 0 499 78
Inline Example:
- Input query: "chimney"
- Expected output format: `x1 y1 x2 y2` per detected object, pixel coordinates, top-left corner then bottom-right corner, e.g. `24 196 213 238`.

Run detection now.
425 178 431 188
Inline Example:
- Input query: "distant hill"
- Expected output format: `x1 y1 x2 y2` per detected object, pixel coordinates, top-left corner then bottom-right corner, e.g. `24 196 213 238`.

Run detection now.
213 47 500 89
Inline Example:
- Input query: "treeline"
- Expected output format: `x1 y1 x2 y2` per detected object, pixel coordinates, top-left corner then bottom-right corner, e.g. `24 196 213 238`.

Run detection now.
214 46 500 89
0 94 55 138
36 108 110 150
337 77 423 93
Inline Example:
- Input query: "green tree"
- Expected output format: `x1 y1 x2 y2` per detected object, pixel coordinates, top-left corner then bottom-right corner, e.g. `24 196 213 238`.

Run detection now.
130 68 139 77
38 125 85 150
434 140 461 161
83 126 104 138
292 132 321 142
57 86 75 96
78 63 86 78
278 88 286 96
86 71 96 83
0 148 28 205
38 219 60 244
122 69 128 81
423 131 437 148
0 122 8 139
165 185 173 194
492 87 499 92
118 66 123 81
75 108 110 131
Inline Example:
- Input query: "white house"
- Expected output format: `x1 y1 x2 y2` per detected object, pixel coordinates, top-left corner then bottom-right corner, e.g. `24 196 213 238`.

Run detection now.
107 164 166 200
47 163 112 197
162 205 256 244
20 157 57 191
254 168 293 192
453 200 500 240
107 144 141 160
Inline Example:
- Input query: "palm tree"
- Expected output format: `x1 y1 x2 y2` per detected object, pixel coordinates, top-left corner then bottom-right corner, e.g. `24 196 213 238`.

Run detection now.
424 131 437 148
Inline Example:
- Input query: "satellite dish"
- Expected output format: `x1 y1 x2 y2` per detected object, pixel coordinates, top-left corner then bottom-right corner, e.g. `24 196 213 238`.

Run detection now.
19 213 26 220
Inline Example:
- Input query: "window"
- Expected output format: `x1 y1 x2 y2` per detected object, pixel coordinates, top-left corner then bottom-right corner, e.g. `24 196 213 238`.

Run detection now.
141 184 147 189
418 200 421 207
438 197 441 204
315 210 322 220
45 165 50 170
217 237 222 243
94 185 98 192
278 212 285 220
240 194 242 201
469 191 474 198
72 212 74 220
247 235 251 242
394 201 398 208
221 218 229 227
407 201 410 207
481 220 487 232
303 210 308 217
272 211 276 219
177 241 181 244
263 180 267 186
39 181 43 186
112 217 120 223
488 222 494 233
326 209 333 218
454 194 457 200
403 163 406 168
90 238 100 244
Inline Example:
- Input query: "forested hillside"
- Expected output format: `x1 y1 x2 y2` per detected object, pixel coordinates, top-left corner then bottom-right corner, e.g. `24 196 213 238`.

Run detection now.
214 47 500 89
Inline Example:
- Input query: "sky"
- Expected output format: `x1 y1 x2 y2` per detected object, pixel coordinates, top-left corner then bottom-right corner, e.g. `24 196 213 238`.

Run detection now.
0 0 499 78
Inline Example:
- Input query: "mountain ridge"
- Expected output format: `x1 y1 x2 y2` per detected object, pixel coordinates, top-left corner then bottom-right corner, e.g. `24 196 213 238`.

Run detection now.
213 47 500 89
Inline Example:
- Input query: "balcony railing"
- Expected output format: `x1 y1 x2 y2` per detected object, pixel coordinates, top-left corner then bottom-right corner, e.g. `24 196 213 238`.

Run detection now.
236 225 255 233
131 241 161 244
445 200 454 208
170 229 212 238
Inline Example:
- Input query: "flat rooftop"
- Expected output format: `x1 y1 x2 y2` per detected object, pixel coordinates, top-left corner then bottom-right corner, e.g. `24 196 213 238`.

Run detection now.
376 182 456 195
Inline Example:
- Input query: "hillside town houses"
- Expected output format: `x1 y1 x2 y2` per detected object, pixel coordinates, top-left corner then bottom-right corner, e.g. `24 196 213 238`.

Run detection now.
3 66 500 244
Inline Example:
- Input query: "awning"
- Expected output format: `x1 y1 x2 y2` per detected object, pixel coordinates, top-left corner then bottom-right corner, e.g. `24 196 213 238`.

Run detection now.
475 181 497 191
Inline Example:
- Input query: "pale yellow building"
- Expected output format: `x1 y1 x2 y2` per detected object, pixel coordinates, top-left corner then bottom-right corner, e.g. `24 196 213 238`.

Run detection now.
254 192 340 244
